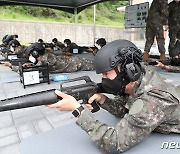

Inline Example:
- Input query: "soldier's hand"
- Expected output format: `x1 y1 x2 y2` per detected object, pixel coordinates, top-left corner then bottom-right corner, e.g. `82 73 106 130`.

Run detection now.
1 61 12 67
47 90 80 111
155 61 164 68
88 93 106 105
22 63 33 68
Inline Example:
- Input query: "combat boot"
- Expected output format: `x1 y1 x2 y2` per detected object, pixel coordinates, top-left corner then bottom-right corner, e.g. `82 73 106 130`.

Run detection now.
160 53 167 61
143 52 151 62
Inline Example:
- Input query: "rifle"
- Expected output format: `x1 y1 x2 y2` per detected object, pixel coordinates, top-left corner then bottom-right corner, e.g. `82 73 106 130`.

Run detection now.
44 43 55 49
0 58 28 66
0 76 100 113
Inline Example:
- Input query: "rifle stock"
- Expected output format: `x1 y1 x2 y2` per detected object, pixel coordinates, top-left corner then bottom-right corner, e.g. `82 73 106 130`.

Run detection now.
0 76 100 112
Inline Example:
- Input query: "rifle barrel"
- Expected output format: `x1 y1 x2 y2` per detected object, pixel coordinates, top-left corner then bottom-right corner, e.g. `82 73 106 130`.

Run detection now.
0 89 58 112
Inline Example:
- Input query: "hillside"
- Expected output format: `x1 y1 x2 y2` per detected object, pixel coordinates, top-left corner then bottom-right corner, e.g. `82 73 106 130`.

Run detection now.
0 1 128 28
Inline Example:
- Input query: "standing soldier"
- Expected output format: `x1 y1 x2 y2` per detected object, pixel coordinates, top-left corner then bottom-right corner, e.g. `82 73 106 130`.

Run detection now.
168 0 180 54
143 0 168 61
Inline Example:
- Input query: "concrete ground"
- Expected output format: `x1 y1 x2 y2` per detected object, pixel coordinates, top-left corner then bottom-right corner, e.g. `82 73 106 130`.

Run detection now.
0 53 102 154
0 52 179 154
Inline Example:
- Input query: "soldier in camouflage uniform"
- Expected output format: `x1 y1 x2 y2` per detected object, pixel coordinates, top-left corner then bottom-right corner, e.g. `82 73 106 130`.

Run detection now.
48 39 180 153
0 43 45 72
0 39 26 58
2 42 94 73
144 0 168 61
155 40 180 73
63 39 79 55
38 51 94 73
52 38 65 50
168 0 180 53
8 39 27 58
2 34 18 46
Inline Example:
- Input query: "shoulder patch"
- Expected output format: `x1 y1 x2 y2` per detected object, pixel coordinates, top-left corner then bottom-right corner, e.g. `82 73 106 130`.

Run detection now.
129 99 144 115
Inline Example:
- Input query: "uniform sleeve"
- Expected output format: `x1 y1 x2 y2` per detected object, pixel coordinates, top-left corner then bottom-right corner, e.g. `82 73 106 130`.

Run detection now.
76 97 165 153
168 66 180 73
100 96 128 118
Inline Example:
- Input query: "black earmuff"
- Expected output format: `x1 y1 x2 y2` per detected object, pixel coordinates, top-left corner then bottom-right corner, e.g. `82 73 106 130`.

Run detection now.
31 50 40 58
125 63 141 81
26 42 45 58
110 47 142 82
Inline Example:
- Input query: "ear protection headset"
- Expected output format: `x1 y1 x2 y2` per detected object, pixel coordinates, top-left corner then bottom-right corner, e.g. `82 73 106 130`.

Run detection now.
27 43 45 59
31 50 40 58
110 47 143 82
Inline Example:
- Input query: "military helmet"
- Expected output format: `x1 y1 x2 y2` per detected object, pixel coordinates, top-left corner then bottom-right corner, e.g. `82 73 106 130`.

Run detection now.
94 39 142 74
96 38 106 47
64 39 71 44
26 42 45 58
52 38 58 43
8 39 21 47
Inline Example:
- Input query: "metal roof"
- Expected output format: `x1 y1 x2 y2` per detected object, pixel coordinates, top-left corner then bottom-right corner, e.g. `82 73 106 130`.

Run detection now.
0 0 121 14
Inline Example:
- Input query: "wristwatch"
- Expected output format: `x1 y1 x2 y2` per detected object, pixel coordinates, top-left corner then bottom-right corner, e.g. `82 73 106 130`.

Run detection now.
72 105 84 117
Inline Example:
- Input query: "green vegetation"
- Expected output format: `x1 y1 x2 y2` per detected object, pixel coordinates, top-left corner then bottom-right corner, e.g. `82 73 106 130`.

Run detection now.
0 1 128 28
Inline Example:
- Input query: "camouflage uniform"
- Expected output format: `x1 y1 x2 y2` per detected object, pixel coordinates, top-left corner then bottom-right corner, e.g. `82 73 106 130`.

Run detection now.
168 66 180 73
56 41 65 50
1 45 27 59
38 52 94 73
168 1 180 52
13 45 27 58
76 66 180 153
144 0 168 54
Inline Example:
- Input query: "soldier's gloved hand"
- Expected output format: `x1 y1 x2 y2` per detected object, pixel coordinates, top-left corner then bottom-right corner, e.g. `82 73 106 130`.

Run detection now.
47 90 80 111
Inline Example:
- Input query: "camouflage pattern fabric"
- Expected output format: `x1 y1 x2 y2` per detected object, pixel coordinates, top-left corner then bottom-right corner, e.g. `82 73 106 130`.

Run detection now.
144 0 168 54
38 52 94 73
168 1 180 52
1 45 27 58
13 45 27 58
168 66 180 73
56 41 65 50
76 66 180 153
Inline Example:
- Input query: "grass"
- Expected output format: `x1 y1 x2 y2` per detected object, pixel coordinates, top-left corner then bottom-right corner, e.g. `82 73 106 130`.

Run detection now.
0 5 126 28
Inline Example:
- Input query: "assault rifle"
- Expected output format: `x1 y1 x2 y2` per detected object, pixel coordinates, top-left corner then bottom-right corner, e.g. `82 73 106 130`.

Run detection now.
0 76 100 113
0 58 28 66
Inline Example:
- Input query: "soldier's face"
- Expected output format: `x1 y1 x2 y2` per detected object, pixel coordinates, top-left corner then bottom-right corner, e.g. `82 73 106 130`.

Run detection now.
102 69 117 80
